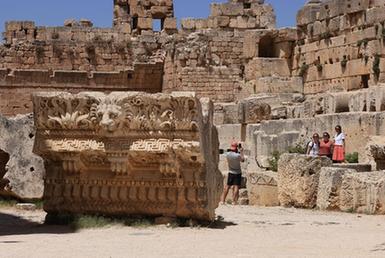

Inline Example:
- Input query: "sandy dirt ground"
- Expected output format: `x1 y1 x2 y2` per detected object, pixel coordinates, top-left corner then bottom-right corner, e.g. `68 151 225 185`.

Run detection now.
1 205 385 258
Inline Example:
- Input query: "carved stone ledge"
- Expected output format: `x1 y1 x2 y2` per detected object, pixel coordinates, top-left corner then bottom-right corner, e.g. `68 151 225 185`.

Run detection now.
33 91 223 221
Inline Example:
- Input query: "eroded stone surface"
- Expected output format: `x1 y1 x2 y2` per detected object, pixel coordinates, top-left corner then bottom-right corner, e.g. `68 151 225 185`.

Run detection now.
317 167 356 211
340 172 385 215
277 154 332 208
0 114 44 200
247 171 279 206
32 91 223 221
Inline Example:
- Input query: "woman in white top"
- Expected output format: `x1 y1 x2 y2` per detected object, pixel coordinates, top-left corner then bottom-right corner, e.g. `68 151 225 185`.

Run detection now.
307 133 320 157
332 125 345 163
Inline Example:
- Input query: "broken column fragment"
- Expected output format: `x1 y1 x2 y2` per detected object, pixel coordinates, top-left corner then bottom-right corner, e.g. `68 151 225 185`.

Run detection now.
32 91 223 221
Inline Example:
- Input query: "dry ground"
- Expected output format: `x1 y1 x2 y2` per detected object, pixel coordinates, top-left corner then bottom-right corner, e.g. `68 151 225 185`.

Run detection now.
1 205 385 258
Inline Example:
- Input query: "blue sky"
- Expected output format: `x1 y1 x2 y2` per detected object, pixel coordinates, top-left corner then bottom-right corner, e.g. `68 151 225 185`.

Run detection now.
0 0 307 32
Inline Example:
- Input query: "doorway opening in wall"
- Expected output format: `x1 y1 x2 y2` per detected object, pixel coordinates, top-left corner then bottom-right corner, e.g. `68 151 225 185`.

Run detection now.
0 149 10 191
258 35 277 58
131 16 138 30
361 74 370 89
153 19 163 32
244 3 251 9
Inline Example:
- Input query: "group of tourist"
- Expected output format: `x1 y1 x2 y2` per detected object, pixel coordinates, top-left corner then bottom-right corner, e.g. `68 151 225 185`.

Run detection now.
306 125 346 163
220 125 346 205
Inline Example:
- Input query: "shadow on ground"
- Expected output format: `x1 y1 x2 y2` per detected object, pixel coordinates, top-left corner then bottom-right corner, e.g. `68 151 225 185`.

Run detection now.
0 212 74 236
206 215 237 229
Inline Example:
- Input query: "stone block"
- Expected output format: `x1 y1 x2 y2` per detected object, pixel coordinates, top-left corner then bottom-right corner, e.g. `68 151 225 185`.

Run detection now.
216 124 242 151
16 203 37 211
247 171 279 206
138 18 152 30
163 18 177 31
278 154 332 208
340 172 385 214
215 16 230 28
317 167 356 211
239 97 271 124
79 19 93 27
245 58 291 80
181 19 196 30
364 137 385 170
0 114 44 200
220 3 244 16
32 92 223 221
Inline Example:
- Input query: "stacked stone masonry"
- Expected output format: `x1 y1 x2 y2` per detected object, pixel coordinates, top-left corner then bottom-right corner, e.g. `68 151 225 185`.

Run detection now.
3 0 385 214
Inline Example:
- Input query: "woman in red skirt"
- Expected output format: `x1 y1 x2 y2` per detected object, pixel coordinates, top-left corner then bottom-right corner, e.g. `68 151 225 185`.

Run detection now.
332 125 345 163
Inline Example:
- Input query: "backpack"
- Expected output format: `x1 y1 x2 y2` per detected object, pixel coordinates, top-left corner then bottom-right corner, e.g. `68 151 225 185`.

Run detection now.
306 140 314 154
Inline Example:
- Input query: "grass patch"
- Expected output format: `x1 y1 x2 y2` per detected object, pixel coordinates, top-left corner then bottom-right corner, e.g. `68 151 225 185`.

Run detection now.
268 151 281 172
45 213 155 230
346 152 359 164
299 63 309 77
0 197 17 208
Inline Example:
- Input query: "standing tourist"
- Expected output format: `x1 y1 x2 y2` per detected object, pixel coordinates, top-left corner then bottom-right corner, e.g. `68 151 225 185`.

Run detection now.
306 133 320 157
319 132 333 159
221 142 245 205
333 125 345 163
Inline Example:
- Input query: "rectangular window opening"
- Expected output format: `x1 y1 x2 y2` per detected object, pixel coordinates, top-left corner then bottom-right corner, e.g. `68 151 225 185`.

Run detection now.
153 19 163 32
361 74 370 89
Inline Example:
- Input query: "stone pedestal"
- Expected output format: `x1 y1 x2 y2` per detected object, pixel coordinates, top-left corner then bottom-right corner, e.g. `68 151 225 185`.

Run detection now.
247 171 279 206
317 167 356 210
32 92 223 221
278 154 332 208
340 172 385 215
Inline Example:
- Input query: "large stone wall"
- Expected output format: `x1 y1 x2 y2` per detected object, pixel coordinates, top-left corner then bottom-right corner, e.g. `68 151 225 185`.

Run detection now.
0 20 167 116
113 0 176 34
180 0 276 31
295 0 385 93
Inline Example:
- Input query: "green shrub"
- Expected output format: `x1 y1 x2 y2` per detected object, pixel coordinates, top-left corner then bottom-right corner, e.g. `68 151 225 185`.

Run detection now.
299 63 309 77
287 144 307 154
268 151 281 172
373 54 381 80
357 38 369 47
0 197 17 207
345 152 359 163
341 55 348 68
316 63 323 72
320 31 332 40
45 213 155 230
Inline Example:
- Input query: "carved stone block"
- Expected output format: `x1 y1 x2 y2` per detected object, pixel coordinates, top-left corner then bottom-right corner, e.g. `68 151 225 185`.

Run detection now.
32 91 223 221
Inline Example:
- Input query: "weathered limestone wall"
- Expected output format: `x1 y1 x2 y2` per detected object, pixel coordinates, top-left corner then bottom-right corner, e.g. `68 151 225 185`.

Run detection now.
0 20 167 116
113 0 176 34
181 0 276 31
0 64 163 116
32 91 223 221
163 28 297 102
2 22 134 71
295 0 385 93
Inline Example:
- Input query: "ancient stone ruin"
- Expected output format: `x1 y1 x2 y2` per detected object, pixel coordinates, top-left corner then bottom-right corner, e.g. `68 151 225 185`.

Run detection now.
2 0 385 218
32 91 222 220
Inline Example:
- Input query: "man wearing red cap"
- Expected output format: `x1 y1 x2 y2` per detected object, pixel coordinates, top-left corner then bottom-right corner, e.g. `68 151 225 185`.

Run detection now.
220 141 245 205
